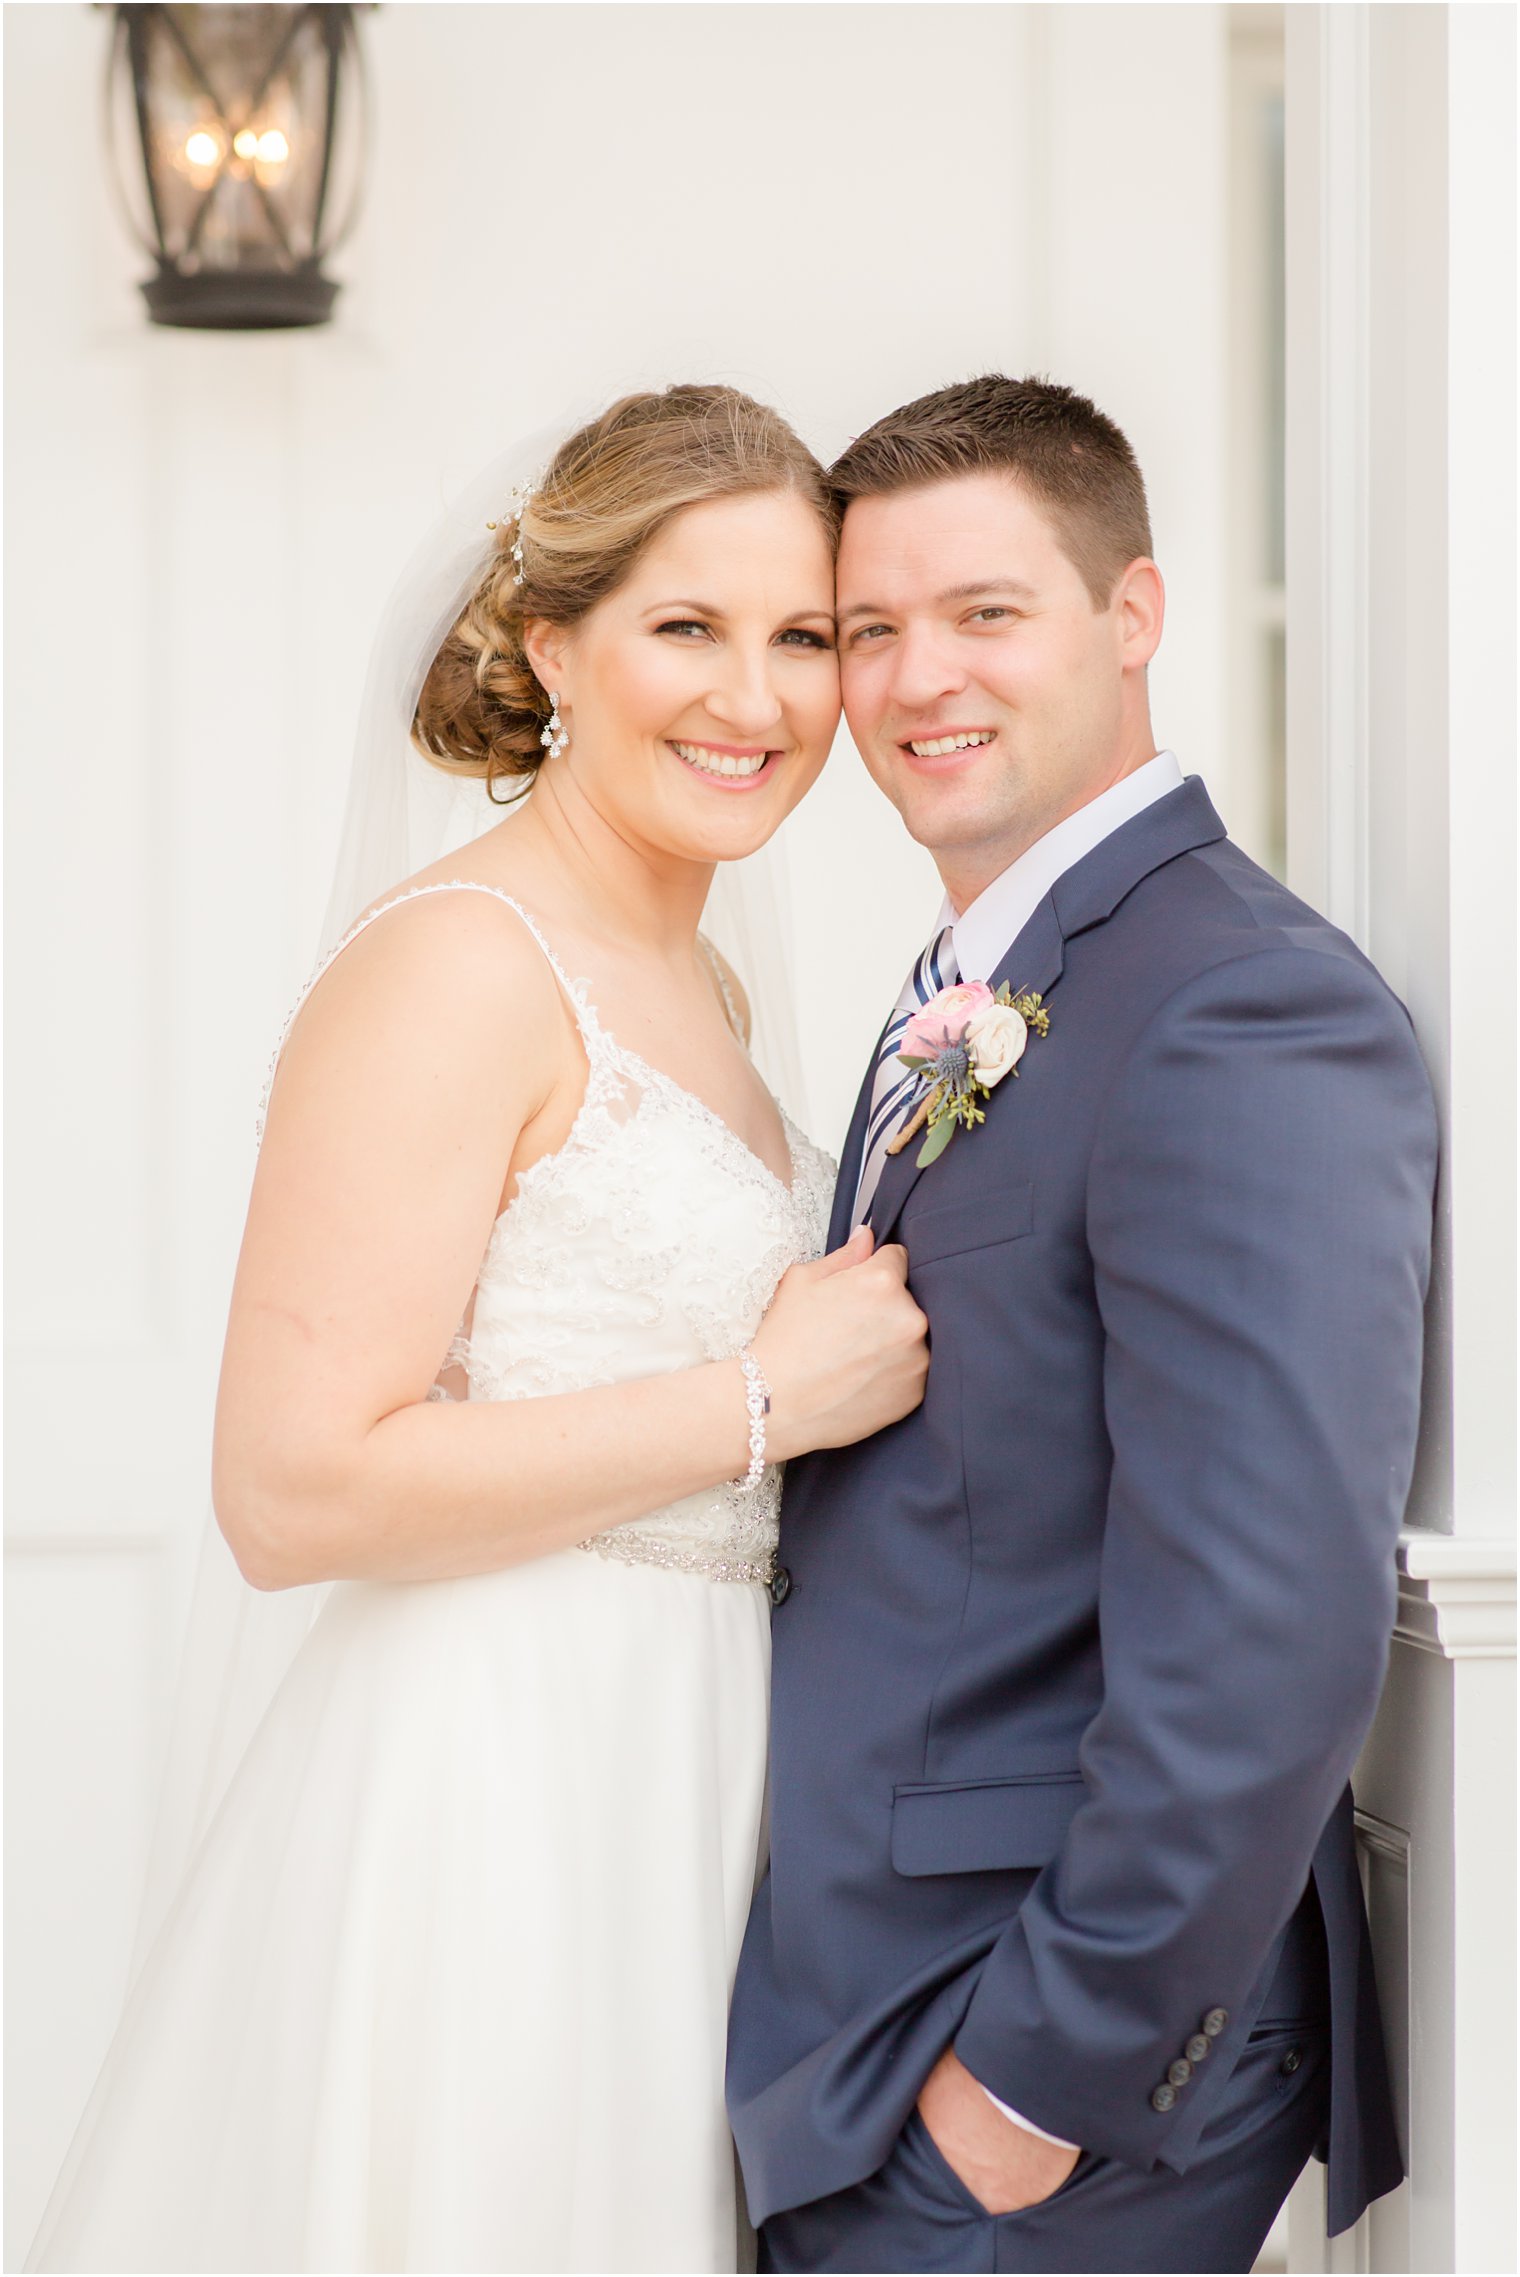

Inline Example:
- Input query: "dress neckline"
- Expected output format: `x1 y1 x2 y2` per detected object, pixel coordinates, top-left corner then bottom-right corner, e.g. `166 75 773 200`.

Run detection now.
475 882 798 1201
606 1040 798 1201
488 1039 802 1250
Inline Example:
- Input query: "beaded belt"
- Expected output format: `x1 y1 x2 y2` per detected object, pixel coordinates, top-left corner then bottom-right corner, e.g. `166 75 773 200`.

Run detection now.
577 1529 777 1587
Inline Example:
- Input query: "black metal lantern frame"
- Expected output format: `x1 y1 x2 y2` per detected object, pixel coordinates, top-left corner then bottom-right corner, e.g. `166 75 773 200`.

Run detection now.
107 5 368 330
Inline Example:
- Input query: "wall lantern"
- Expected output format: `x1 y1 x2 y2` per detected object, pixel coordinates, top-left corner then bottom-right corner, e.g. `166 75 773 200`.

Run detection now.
106 5 367 330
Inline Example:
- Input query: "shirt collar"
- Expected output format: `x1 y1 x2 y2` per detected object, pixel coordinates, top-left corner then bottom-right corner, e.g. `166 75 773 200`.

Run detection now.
939 751 1185 983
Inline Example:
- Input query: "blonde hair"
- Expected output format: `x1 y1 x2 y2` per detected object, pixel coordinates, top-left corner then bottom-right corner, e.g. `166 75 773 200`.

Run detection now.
413 385 838 801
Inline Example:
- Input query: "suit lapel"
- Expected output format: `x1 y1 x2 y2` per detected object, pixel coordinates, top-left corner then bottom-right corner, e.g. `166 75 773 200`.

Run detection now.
827 1053 877 1251
1050 774 1226 938
866 778 1228 1246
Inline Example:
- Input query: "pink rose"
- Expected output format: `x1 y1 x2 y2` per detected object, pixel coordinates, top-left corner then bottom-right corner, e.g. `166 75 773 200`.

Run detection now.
900 980 993 1061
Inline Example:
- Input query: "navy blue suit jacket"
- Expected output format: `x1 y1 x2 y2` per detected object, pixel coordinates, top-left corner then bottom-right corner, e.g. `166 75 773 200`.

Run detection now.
728 780 1437 2239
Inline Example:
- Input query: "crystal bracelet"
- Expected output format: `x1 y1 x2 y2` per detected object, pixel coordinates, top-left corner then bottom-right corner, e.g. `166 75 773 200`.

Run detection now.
736 1347 772 1493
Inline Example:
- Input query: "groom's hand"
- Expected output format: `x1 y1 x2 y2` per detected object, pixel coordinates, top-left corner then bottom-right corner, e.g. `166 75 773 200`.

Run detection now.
916 2048 1081 2215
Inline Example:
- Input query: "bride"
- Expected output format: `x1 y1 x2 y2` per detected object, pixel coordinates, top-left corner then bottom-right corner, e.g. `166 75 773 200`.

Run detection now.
27 384 928 2274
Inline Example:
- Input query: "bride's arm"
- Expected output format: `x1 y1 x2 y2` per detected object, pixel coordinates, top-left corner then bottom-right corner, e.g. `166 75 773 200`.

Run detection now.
214 893 922 1592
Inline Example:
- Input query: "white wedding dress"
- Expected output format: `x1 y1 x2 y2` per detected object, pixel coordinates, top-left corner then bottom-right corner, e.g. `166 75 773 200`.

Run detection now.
28 883 834 2276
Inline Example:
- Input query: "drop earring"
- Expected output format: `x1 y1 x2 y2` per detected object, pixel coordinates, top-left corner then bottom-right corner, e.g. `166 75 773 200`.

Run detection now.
540 691 569 759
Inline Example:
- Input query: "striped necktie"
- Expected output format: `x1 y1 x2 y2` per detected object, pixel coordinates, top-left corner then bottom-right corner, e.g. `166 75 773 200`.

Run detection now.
851 924 959 1226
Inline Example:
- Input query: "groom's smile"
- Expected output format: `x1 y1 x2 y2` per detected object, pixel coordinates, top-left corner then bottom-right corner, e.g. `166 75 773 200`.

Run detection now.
903 727 998 760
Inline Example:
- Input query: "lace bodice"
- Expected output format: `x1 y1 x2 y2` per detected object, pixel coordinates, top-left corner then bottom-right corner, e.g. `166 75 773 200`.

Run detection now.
266 881 835 1585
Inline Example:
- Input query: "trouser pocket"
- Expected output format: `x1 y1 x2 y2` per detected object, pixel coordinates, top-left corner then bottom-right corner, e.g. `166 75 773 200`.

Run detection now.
899 2111 992 2217
1196 2020 1331 2160
902 2111 1098 2226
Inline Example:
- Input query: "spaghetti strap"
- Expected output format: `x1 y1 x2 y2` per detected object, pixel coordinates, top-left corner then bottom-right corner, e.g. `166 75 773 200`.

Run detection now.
697 934 745 1043
256 879 602 1141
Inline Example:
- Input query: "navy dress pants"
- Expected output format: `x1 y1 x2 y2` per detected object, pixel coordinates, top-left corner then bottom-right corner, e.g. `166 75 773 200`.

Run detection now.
758 1904 1331 2275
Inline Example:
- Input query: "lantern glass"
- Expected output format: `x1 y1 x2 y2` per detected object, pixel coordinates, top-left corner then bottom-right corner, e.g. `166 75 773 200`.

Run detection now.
108 5 366 328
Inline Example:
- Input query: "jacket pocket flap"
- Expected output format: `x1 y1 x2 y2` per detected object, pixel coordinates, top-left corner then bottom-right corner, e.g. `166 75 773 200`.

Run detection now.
904 1182 1034 1269
891 1773 1085 1876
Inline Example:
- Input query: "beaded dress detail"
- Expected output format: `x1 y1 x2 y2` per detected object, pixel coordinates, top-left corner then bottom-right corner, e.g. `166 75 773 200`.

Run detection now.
259 878 832 1575
259 882 833 1584
425 886 833 1583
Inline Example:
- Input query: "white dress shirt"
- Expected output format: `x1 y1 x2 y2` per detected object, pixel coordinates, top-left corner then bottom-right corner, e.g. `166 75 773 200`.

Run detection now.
940 750 1184 987
927 749 1184 2151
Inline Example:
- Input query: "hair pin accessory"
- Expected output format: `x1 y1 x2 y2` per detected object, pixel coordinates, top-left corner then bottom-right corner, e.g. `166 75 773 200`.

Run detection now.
486 481 534 584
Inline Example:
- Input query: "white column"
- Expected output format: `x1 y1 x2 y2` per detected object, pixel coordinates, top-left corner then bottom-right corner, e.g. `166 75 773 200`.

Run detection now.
1283 7 1516 2270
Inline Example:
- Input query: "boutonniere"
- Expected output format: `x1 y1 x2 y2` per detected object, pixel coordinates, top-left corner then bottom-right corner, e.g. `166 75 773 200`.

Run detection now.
888 981 1051 1169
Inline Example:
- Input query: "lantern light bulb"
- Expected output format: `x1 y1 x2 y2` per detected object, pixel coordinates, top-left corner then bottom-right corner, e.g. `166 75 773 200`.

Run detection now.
256 130 290 166
232 129 259 160
184 130 221 167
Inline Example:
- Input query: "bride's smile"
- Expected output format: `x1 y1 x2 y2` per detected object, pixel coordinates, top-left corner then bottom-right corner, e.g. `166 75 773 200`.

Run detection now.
669 737 776 785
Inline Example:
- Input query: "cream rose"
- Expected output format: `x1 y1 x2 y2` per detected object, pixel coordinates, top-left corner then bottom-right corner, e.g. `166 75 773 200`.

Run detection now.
964 1001 1028 1088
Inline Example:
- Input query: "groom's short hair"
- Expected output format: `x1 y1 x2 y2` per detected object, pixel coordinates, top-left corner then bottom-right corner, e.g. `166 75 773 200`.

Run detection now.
830 374 1152 609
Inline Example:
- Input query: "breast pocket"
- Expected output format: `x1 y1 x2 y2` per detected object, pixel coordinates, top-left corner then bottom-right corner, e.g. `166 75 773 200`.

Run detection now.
902 1182 1034 1270
890 1770 1086 1876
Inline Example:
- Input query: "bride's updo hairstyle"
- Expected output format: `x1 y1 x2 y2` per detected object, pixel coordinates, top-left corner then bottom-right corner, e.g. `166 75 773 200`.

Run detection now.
413 385 838 802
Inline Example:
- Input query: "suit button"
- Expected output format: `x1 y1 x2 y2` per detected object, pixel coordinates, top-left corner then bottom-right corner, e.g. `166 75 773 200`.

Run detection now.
1279 2047 1302 2076
1150 2083 1177 2113
769 1567 792 1606
1167 2058 1193 2088
1185 2035 1211 2064
1202 2008 1229 2038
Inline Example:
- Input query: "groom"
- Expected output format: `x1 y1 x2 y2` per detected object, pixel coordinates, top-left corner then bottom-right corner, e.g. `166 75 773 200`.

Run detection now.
727 376 1438 2272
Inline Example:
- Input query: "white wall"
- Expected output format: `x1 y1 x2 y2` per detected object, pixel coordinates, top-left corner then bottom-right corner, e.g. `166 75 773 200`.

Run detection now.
3 5 1234 2259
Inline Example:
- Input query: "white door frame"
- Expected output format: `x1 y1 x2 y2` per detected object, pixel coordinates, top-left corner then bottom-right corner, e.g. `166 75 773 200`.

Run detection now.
1282 7 1516 2270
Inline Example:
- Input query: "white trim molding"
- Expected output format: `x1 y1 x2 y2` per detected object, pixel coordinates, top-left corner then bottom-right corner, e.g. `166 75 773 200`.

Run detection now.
1395 1530 1519 1662
1285 6 1516 2269
1283 0 1370 944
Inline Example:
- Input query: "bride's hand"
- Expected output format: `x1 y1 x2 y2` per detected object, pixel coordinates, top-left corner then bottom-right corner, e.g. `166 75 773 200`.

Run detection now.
753 1227 929 1459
